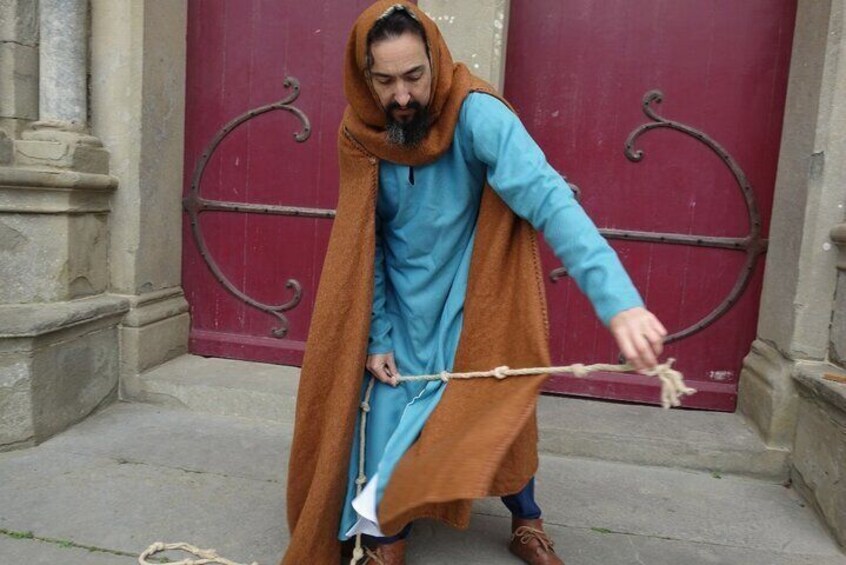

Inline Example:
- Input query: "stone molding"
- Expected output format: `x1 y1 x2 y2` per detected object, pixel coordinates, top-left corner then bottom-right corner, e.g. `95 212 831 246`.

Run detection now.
120 287 190 329
0 294 130 339
794 362 846 415
0 166 117 213
737 339 799 448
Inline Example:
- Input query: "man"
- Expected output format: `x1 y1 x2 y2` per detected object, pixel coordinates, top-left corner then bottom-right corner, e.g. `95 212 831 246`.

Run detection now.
283 3 666 565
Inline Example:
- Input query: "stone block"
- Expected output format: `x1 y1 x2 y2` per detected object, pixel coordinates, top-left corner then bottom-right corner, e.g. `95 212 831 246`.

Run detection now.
118 288 190 382
0 213 109 303
0 295 128 451
0 130 11 164
30 324 120 440
0 41 38 121
792 365 846 548
120 314 190 380
14 138 111 174
0 0 38 44
737 339 799 448
0 352 34 448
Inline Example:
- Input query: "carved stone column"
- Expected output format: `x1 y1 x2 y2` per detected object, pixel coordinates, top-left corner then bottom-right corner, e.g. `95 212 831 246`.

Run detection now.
14 0 109 172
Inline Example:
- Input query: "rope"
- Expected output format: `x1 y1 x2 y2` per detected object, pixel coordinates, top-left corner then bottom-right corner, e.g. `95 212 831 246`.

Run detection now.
397 358 696 409
347 358 696 563
138 541 259 565
349 378 377 565
139 360 695 565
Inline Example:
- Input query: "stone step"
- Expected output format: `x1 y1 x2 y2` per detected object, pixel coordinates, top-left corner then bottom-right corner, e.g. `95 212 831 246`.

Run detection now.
124 354 789 481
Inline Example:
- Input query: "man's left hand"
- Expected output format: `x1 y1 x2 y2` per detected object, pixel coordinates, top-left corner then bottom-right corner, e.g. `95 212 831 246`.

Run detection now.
609 307 667 371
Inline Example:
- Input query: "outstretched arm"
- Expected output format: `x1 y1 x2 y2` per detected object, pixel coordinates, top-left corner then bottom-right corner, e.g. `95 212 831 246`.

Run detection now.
462 93 665 369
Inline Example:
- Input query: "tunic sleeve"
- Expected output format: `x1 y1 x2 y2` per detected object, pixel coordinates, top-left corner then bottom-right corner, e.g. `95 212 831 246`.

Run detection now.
460 92 644 326
368 214 393 354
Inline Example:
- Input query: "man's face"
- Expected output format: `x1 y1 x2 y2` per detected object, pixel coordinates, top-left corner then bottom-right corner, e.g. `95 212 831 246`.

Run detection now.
368 32 432 146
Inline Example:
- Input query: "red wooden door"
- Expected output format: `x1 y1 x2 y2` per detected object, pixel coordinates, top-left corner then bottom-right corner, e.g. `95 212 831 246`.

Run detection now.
504 1 796 410
182 0 376 366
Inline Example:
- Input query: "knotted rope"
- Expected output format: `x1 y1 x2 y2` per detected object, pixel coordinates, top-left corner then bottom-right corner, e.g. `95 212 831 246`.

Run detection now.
138 541 258 565
348 358 696 563
137 360 695 565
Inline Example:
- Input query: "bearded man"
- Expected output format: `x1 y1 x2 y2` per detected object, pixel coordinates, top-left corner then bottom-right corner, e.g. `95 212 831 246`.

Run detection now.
283 2 667 564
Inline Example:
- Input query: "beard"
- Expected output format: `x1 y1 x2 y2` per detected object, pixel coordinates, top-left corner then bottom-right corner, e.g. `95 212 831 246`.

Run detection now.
384 101 429 147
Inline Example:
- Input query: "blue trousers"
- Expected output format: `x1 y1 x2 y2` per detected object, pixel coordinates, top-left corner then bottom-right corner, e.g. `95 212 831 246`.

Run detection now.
366 477 542 544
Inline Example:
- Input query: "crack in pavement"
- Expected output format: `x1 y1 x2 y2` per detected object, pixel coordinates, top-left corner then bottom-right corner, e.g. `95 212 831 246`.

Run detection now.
36 448 284 484
0 528 169 563
470 509 827 555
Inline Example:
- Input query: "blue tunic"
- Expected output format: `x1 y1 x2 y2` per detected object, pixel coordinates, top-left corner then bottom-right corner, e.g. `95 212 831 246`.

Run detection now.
339 92 643 539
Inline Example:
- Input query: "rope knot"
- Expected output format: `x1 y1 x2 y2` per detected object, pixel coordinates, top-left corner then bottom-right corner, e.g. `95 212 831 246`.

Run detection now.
360 401 370 412
355 474 367 486
439 371 450 382
570 363 588 378
493 365 510 379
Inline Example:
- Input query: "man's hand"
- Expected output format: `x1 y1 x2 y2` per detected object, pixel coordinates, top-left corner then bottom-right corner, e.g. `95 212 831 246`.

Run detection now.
609 307 667 371
366 352 401 387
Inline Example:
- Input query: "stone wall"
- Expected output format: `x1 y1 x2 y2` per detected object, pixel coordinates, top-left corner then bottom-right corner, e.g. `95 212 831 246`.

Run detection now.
0 0 38 138
0 0 188 452
738 0 846 547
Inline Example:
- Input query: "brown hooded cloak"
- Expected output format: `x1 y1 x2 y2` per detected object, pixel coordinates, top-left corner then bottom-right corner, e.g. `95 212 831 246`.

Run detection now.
282 2 551 563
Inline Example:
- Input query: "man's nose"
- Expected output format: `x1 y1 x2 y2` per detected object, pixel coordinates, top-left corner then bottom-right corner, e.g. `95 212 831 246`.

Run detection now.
394 85 411 107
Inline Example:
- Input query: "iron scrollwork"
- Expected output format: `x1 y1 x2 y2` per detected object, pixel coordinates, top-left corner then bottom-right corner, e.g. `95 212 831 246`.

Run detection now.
184 77 336 338
550 90 768 345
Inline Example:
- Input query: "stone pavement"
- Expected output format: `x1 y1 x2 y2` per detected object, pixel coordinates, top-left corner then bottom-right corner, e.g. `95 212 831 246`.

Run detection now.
0 401 843 565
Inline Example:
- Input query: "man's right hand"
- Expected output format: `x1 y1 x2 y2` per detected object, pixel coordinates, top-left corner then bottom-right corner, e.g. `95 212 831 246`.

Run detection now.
366 352 401 387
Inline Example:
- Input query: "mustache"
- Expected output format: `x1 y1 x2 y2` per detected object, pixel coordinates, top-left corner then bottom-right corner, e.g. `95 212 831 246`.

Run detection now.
386 100 424 112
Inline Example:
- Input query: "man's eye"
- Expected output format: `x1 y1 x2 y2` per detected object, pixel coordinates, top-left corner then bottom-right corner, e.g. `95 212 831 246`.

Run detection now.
407 74 422 82
376 78 392 85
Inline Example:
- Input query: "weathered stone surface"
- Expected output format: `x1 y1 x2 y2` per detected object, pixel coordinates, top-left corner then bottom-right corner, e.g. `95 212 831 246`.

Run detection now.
13 138 111 173
792 364 846 548
0 214 110 304
119 312 190 381
0 353 34 447
0 131 12 163
0 401 842 565
0 0 38 44
757 0 846 361
0 41 38 122
0 296 128 449
91 0 187 295
0 294 129 339
738 339 800 448
122 355 301 424
37 0 88 127
537 394 789 480
419 0 509 90
831 273 846 366
30 324 120 441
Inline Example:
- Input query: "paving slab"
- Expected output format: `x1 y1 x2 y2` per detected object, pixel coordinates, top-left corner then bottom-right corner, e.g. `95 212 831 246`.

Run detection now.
474 455 839 556
0 450 287 565
409 514 846 565
0 400 842 565
35 400 291 483
537 395 789 479
125 354 789 479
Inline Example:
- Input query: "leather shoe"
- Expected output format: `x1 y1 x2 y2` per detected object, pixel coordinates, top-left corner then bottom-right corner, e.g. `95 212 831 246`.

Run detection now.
362 538 406 565
509 517 565 564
